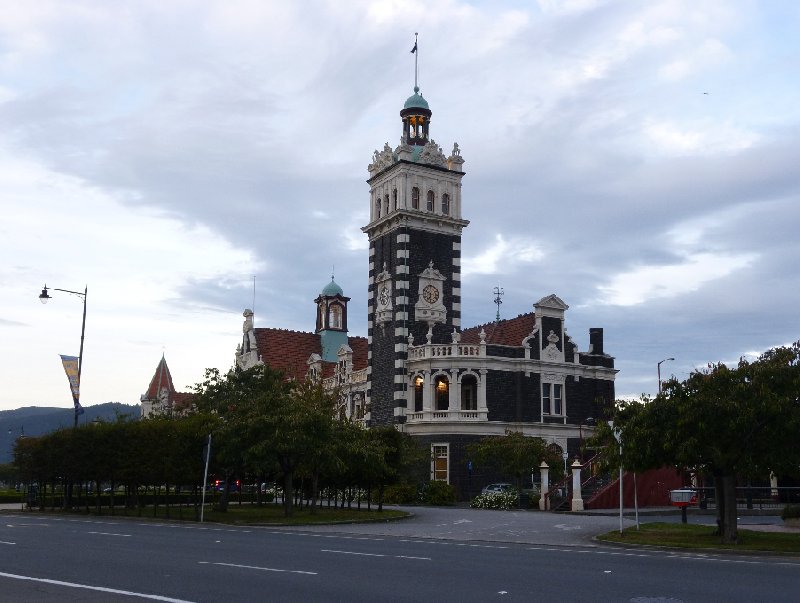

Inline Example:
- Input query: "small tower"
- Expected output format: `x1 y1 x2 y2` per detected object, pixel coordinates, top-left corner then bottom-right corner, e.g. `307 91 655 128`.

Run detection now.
314 276 350 362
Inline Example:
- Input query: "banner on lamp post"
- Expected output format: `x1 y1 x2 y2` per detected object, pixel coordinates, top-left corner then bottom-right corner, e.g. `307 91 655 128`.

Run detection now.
59 354 84 414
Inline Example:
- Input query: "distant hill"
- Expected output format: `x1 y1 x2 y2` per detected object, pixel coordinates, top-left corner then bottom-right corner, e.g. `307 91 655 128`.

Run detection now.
0 402 139 464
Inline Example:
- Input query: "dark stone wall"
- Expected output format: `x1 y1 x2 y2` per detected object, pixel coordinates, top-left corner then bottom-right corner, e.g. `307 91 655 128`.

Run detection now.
541 316 562 349
485 369 538 422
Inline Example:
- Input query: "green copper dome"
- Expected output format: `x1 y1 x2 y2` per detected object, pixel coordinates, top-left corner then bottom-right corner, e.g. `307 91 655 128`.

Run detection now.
322 277 343 297
404 86 429 110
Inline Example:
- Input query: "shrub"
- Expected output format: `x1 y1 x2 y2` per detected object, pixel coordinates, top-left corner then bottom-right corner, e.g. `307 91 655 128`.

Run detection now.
782 504 800 520
381 484 418 505
470 490 519 510
421 480 456 506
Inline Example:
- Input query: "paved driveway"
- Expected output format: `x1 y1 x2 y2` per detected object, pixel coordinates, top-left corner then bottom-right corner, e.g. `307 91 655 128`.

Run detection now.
275 505 636 546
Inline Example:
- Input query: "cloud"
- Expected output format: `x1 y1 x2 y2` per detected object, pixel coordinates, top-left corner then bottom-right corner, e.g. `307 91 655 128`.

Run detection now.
462 234 545 277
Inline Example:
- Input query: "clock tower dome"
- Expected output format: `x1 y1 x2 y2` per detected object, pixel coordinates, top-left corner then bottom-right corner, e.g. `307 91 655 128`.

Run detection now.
362 86 467 426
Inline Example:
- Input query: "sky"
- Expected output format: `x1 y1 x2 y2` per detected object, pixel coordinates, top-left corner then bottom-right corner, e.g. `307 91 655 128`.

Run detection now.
1 0 798 413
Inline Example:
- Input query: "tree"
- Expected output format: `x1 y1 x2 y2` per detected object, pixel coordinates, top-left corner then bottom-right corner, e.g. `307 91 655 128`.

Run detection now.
617 343 800 544
467 430 551 492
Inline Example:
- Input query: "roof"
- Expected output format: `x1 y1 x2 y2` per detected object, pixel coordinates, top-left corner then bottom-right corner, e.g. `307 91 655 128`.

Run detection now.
321 277 344 297
253 327 368 380
403 88 430 110
143 356 195 411
461 313 537 346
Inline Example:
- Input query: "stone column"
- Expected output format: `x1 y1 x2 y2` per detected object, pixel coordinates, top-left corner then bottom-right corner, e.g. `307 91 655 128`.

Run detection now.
539 461 550 511
571 459 584 511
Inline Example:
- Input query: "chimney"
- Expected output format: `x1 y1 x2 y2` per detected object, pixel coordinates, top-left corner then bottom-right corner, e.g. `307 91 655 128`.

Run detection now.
589 328 604 355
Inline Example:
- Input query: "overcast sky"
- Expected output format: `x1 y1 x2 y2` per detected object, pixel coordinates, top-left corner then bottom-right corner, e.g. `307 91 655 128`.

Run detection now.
2 0 798 413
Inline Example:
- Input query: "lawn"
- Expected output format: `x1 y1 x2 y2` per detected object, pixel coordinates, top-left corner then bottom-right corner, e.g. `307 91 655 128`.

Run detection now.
597 522 800 554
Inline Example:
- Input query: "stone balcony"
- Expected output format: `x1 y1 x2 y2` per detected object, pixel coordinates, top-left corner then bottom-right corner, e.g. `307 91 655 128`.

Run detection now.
406 409 488 422
408 342 484 361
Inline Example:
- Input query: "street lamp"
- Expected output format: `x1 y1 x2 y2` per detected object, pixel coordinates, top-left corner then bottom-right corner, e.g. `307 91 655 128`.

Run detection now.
657 357 674 393
39 284 88 428
608 420 623 535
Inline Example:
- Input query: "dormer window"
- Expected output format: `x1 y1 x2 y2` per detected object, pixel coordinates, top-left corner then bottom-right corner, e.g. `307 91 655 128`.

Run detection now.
426 190 434 212
442 193 450 215
412 187 420 210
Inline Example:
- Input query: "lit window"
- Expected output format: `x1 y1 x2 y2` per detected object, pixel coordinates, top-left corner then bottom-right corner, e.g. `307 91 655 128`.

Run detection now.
442 193 450 215
426 190 434 212
412 187 420 210
414 375 424 412
435 375 449 410
432 444 449 482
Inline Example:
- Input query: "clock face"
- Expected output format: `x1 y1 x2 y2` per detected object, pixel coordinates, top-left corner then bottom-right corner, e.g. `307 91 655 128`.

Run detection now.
379 286 389 306
422 284 440 304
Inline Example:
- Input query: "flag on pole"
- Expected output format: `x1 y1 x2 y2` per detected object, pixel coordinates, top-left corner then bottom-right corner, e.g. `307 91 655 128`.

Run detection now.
59 354 84 414
410 42 417 53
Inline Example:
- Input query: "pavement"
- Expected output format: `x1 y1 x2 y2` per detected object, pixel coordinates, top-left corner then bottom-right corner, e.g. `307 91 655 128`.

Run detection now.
3 502 797 545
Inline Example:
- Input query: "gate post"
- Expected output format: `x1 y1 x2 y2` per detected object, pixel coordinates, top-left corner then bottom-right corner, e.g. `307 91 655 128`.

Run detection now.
539 461 550 511
571 459 584 511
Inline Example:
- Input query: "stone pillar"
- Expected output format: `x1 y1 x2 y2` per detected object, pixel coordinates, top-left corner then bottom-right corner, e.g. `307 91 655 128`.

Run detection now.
539 461 550 511
571 459 584 511
770 473 779 499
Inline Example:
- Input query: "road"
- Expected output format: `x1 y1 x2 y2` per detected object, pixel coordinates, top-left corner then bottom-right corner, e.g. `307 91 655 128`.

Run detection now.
0 508 797 602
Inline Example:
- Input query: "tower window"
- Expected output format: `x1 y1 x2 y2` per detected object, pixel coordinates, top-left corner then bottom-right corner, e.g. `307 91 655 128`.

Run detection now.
328 304 343 330
412 187 420 210
375 197 381 218
442 193 450 215
393 189 398 211
384 194 389 215
426 190 434 212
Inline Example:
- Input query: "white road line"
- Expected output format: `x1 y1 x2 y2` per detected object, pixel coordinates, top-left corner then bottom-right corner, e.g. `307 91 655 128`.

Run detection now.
0 570 195 602
320 549 431 561
198 561 316 575
0 541 15 545
87 531 131 537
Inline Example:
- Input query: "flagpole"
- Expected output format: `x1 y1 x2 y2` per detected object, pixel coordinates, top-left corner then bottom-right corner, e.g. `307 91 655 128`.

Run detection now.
414 32 419 90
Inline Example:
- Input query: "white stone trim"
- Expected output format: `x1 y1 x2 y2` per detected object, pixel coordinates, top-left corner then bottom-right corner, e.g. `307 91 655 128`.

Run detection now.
396 249 409 259
396 265 409 275
397 233 410 243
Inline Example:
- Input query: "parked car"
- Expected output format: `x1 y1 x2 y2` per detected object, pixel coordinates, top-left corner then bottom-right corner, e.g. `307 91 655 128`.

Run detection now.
481 483 516 495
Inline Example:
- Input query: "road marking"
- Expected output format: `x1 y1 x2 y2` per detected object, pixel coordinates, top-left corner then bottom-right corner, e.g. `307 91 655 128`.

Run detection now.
0 540 16 545
454 519 472 524
6 523 49 528
87 531 131 537
198 561 316 575
0 570 195 602
320 549 431 560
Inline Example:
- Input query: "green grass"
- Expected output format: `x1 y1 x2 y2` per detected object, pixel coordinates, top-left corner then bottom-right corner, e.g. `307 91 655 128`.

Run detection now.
597 522 800 554
12 501 410 526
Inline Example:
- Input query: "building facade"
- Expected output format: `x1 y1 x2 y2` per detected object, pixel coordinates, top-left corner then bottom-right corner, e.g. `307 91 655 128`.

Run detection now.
231 83 617 497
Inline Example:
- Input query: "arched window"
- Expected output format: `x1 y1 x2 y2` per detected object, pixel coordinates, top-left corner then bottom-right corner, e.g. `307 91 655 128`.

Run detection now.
435 375 449 411
441 193 450 215
375 197 381 218
414 375 424 412
384 194 389 215
328 304 342 329
461 374 477 411
393 189 398 211
426 190 434 212
412 187 420 210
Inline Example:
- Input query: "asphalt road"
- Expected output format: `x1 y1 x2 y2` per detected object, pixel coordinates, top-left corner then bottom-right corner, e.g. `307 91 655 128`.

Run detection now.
0 508 797 602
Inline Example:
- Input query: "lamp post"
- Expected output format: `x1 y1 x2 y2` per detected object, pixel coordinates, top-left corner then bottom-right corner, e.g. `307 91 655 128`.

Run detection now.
39 284 87 428
657 357 674 394
608 421 623 535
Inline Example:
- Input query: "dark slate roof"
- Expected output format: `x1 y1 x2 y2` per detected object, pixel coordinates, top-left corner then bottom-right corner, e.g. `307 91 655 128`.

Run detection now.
253 327 368 380
461 313 536 346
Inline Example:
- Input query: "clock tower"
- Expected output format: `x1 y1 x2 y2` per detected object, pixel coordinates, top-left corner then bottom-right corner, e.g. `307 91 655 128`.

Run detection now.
362 86 468 426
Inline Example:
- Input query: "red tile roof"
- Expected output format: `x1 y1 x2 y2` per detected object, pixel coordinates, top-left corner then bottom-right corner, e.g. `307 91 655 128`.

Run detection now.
143 355 195 410
461 313 536 346
253 328 368 380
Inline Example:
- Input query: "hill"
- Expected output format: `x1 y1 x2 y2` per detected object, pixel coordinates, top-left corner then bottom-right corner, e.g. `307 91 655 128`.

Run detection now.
0 402 139 464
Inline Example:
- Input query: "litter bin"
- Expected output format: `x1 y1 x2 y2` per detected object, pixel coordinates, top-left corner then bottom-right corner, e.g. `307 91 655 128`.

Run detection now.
669 489 697 523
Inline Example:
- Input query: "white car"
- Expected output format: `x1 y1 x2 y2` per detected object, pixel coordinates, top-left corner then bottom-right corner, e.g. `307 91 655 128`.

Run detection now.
481 483 515 495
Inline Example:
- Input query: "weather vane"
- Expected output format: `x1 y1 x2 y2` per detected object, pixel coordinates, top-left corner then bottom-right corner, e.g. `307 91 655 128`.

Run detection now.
493 286 504 322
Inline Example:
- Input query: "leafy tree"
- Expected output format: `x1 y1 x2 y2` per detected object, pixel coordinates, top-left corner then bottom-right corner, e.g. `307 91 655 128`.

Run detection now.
616 343 800 544
467 430 551 491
